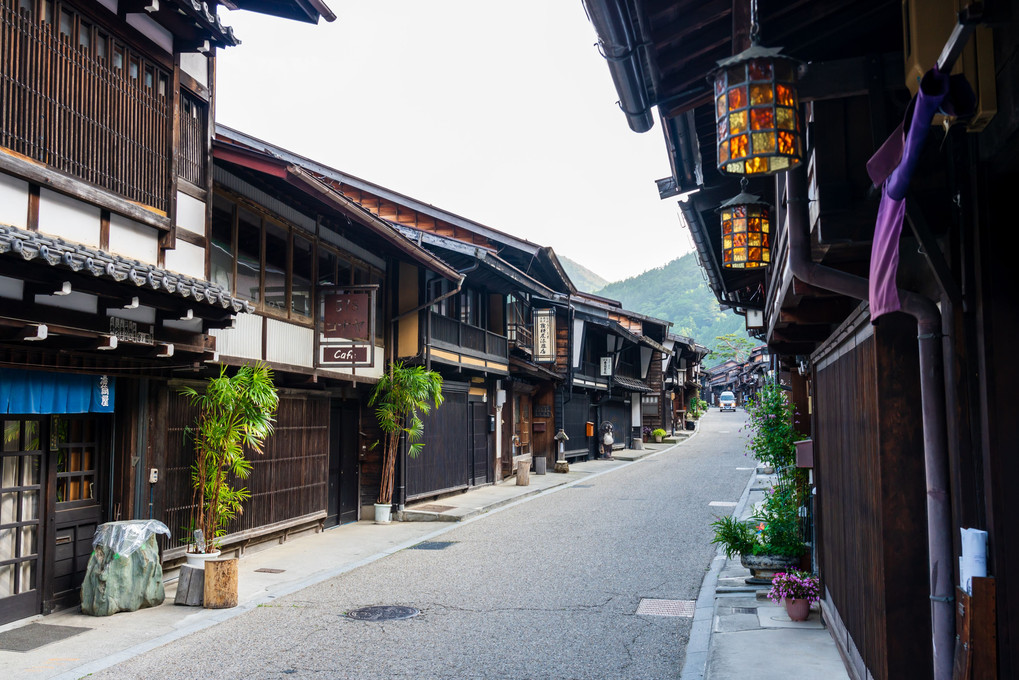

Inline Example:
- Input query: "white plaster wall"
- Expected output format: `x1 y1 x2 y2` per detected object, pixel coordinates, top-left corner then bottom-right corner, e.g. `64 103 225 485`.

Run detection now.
163 240 205 279
210 313 262 361
179 53 209 87
38 189 100 246
0 174 28 229
109 214 159 264
266 318 314 368
631 397 641 427
176 192 206 235
126 14 173 54
0 275 24 300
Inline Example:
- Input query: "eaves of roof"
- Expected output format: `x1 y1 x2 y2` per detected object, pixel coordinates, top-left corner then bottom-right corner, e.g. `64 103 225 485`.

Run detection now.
391 226 556 298
612 375 653 393
212 140 460 282
640 336 671 355
215 125 544 256
0 224 252 314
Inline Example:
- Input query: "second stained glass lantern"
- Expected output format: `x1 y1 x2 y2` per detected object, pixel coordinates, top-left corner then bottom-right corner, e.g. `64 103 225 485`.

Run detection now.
713 45 803 176
718 191 771 269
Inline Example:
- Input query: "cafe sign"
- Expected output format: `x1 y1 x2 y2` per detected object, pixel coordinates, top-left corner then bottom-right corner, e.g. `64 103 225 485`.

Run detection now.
317 286 376 368
533 309 555 363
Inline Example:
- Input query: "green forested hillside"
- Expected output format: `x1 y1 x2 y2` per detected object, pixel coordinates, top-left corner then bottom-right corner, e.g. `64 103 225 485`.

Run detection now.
592 253 748 351
559 256 610 293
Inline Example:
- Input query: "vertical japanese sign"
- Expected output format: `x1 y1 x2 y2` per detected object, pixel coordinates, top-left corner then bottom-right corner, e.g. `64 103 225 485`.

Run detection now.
316 286 376 367
533 309 555 363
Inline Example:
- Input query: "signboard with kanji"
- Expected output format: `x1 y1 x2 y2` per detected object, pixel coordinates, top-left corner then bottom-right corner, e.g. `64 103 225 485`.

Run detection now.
317 286 376 367
533 308 555 363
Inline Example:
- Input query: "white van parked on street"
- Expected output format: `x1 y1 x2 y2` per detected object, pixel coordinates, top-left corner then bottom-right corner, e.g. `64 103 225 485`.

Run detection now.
719 391 736 412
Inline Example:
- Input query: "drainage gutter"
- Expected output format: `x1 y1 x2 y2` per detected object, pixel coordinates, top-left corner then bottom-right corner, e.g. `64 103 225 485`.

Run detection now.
786 166 953 680
582 0 654 133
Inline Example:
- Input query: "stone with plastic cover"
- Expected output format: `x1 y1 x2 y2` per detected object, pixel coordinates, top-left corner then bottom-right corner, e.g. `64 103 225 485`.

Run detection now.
81 520 170 616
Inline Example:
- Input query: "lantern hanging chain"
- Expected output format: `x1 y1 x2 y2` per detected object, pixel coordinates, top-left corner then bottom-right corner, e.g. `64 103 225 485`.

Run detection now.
750 0 761 46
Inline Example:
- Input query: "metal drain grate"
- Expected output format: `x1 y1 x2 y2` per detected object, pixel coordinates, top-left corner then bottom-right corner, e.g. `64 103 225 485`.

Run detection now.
344 605 420 621
410 541 457 550
635 599 696 617
731 606 758 614
254 568 286 574
413 504 456 512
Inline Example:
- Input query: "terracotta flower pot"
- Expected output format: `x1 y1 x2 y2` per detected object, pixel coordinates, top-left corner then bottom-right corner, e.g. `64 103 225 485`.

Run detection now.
785 597 810 621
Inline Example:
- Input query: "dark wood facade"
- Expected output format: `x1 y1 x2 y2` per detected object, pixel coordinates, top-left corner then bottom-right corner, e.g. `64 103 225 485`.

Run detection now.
0 0 338 625
586 0 1019 677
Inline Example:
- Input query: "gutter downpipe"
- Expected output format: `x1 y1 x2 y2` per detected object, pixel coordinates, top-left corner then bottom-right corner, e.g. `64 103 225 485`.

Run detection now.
582 0 654 133
786 167 953 680
388 269 469 514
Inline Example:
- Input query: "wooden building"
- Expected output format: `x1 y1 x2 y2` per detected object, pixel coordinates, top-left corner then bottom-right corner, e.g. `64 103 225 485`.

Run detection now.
587 0 1018 678
662 333 709 429
0 0 336 624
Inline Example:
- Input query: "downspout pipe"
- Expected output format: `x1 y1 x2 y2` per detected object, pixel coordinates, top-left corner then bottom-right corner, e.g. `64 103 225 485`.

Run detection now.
388 269 469 513
582 0 654 133
786 167 954 679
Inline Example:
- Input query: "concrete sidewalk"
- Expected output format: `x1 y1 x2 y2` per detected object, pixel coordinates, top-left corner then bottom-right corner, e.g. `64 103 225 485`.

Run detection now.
0 444 668 680
682 468 849 680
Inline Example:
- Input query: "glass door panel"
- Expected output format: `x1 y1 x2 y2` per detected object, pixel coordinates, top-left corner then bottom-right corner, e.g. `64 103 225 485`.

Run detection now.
0 418 44 623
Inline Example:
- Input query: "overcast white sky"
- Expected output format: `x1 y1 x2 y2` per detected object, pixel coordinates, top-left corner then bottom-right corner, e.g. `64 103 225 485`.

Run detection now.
214 1 694 282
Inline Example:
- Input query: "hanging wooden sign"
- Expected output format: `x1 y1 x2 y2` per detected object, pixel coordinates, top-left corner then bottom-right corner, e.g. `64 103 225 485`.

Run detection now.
533 309 555 363
316 286 376 367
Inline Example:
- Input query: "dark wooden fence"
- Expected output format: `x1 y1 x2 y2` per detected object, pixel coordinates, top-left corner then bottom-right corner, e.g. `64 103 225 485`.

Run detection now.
0 0 171 211
405 385 468 500
162 389 328 552
814 320 930 680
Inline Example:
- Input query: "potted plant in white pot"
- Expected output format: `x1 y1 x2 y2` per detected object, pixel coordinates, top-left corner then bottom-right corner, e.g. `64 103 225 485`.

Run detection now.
179 362 279 565
369 362 443 523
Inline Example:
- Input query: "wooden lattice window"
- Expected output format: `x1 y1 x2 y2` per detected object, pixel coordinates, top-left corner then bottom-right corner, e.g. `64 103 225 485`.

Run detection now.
178 90 207 188
0 0 172 211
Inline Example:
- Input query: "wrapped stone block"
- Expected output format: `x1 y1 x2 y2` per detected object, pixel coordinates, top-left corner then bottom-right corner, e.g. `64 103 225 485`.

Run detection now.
81 521 169 616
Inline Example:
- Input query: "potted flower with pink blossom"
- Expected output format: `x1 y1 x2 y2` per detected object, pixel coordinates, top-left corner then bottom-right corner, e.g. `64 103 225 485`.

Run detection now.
767 570 820 621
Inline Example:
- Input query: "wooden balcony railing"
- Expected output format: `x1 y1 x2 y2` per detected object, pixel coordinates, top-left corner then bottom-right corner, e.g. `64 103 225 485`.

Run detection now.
429 312 508 360
507 323 532 351
1 0 172 211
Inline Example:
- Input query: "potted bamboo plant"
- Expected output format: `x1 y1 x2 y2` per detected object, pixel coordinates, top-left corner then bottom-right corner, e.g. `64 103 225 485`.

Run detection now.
369 362 443 523
180 362 279 563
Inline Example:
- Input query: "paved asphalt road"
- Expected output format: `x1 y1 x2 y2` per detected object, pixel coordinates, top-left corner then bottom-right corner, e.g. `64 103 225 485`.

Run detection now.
92 410 751 680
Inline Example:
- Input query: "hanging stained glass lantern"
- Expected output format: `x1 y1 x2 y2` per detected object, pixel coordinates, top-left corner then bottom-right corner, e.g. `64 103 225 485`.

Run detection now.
713 45 803 176
718 190 771 269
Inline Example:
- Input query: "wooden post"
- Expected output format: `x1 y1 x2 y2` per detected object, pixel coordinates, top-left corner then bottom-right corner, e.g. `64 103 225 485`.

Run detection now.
204 558 239 609
174 565 205 607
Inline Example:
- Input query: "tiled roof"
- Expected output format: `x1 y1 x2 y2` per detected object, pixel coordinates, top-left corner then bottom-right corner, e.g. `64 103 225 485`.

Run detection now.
0 224 253 314
612 375 652 393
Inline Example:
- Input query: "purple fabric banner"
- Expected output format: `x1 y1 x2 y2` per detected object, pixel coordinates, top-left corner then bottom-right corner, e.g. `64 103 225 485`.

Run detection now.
868 69 948 321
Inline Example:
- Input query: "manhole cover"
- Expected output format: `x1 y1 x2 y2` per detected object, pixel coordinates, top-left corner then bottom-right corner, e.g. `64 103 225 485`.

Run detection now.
254 568 286 574
635 599 696 617
410 541 456 550
345 605 420 621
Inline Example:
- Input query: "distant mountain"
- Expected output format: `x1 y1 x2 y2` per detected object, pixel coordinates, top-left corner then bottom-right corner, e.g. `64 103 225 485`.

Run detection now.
559 256 610 293
592 253 749 352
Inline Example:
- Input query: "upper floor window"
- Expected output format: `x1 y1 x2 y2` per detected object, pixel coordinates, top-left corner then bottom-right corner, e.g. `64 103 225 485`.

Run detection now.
178 92 208 188
213 190 382 327
1 0 173 211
